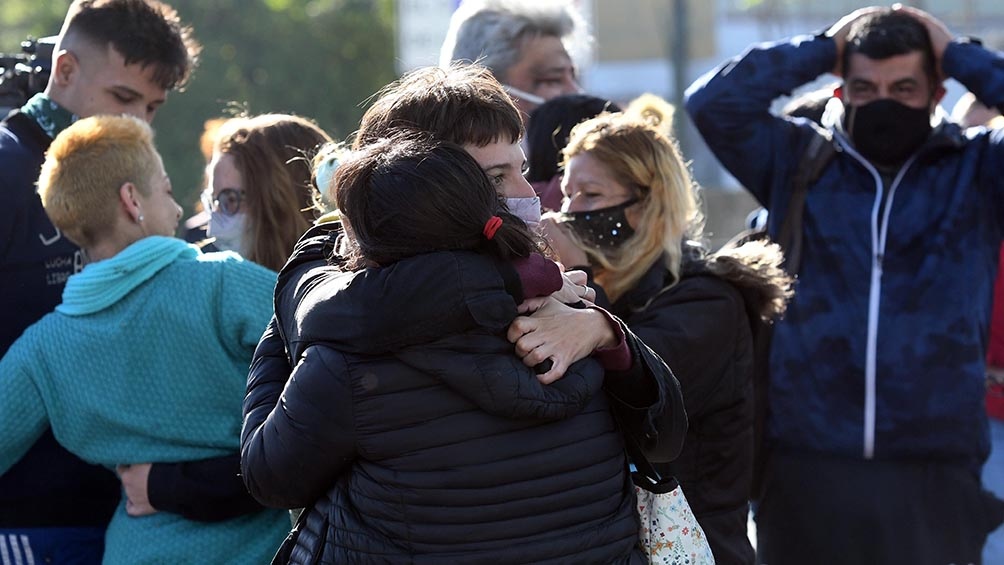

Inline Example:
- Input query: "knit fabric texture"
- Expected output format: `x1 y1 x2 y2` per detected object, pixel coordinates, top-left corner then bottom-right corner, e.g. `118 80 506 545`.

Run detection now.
0 236 288 564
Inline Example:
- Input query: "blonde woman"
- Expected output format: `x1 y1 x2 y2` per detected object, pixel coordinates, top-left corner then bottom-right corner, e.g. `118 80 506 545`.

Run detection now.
539 94 793 565
0 115 288 564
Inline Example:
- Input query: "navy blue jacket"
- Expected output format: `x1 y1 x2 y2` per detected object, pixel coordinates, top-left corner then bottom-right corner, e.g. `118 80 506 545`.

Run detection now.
686 34 1004 470
0 111 119 527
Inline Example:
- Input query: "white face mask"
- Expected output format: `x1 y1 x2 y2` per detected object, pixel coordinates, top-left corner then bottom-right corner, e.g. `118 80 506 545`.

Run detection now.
505 195 542 231
208 210 246 255
502 84 547 107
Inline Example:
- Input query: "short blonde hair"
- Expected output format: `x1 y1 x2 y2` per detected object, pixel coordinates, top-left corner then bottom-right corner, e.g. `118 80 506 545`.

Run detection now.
562 94 702 302
38 114 159 248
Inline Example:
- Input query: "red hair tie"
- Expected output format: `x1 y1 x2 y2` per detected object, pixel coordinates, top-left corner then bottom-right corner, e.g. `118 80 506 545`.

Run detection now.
483 215 503 240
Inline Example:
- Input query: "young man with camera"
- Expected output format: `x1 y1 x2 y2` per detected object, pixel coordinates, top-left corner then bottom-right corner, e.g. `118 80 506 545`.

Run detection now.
0 1 202 562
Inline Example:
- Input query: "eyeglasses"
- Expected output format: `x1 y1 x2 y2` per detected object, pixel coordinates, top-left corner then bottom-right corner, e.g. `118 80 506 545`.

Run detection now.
201 188 244 216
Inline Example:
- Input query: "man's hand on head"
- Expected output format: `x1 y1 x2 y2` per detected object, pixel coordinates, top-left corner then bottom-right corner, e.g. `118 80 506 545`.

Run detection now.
892 4 954 77
825 6 887 76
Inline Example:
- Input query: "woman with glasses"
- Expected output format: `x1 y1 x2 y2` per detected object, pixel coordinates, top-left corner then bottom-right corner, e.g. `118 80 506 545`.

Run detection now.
0 115 289 563
539 95 794 565
205 113 333 271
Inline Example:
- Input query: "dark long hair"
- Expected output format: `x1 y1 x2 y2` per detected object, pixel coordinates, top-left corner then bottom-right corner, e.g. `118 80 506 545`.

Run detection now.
335 135 541 268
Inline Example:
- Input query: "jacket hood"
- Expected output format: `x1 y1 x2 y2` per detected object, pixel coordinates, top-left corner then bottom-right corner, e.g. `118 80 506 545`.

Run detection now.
617 241 793 325
281 250 517 359
700 239 794 323
58 236 198 316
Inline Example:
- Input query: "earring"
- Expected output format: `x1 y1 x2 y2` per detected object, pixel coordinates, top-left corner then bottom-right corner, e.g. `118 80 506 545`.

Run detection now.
137 215 144 223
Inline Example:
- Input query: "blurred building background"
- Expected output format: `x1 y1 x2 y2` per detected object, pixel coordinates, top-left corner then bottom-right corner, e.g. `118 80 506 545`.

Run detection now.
3 0 1003 247
398 0 1004 247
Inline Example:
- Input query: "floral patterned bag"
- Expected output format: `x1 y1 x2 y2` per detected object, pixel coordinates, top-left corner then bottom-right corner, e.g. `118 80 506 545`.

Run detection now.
632 456 716 564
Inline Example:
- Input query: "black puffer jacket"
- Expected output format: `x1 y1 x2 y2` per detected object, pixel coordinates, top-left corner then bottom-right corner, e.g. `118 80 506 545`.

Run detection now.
241 225 687 564
593 242 791 565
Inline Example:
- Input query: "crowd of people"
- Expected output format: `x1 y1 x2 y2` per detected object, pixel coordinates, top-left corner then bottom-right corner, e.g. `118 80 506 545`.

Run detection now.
2 1 1004 564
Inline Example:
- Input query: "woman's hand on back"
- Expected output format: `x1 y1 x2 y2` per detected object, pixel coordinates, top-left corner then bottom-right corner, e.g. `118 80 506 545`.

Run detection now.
508 297 617 384
116 463 158 517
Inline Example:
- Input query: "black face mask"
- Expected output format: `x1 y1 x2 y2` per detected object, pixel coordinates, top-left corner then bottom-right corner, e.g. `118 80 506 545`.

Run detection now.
555 199 638 250
844 98 932 168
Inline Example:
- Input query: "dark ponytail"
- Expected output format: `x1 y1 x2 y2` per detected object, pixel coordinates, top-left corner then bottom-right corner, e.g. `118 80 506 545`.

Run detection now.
334 135 542 268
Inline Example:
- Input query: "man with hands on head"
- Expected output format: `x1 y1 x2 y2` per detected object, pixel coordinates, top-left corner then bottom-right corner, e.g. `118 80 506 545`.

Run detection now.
687 4 1004 564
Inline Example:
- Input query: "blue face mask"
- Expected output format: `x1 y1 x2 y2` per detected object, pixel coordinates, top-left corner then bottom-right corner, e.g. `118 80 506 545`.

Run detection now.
554 199 638 250
208 210 246 255
505 195 542 230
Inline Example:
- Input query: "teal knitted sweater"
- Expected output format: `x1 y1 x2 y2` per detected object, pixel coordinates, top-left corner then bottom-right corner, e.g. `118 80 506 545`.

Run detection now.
0 236 288 564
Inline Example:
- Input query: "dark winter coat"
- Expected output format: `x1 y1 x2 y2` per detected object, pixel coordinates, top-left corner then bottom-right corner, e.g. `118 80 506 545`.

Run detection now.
241 223 687 564
593 242 791 565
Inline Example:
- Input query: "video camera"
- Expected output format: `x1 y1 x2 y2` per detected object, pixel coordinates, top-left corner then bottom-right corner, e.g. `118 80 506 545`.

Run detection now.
0 36 55 117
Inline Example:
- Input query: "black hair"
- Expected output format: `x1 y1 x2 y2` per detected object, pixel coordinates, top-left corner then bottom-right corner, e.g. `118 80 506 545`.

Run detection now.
842 10 937 88
525 93 621 183
335 135 541 267
66 0 201 90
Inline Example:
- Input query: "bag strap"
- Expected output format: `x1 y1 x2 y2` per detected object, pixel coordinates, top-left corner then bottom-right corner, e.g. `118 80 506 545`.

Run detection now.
776 124 836 276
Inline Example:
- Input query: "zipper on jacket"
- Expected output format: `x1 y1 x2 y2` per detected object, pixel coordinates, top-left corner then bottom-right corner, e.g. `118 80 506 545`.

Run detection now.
837 138 918 459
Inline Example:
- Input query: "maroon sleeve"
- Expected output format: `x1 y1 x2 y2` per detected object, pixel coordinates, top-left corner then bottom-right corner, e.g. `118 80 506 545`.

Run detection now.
510 253 562 299
589 306 631 371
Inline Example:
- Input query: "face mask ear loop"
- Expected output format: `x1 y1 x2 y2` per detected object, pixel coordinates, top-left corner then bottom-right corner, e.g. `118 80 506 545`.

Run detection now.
503 84 547 106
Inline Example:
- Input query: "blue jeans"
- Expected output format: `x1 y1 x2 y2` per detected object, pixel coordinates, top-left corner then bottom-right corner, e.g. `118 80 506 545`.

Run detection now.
984 418 1004 565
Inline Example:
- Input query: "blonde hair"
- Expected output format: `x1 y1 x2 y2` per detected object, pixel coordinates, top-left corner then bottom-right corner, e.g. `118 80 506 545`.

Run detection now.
38 114 159 248
214 113 333 271
561 93 702 302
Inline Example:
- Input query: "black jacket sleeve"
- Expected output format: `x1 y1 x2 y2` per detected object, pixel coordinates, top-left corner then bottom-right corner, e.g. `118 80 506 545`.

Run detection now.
241 339 357 509
576 266 688 464
147 455 262 522
603 320 688 464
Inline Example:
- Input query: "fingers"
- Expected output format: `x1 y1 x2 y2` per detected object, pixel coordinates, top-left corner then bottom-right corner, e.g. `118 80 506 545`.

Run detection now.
891 4 952 63
507 316 535 343
520 341 551 367
581 285 596 303
564 270 587 286
536 358 569 385
516 297 549 315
